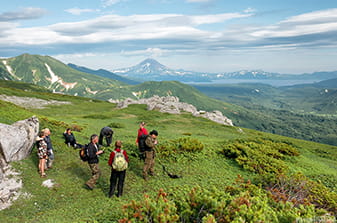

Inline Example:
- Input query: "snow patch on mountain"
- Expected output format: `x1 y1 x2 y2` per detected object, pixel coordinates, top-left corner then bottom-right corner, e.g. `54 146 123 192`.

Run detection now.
85 87 98 95
44 63 77 91
2 60 22 80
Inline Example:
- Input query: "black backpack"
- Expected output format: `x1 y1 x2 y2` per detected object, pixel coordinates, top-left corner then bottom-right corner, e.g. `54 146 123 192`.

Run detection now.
79 144 89 162
138 134 149 152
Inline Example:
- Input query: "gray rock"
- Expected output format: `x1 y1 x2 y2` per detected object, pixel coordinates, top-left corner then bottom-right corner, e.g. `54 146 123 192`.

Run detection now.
115 96 233 126
0 116 39 210
0 116 39 163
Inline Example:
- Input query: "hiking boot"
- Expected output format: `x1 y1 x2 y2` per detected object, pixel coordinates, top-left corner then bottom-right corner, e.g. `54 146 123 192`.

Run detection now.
149 172 155 176
85 183 93 190
143 175 148 181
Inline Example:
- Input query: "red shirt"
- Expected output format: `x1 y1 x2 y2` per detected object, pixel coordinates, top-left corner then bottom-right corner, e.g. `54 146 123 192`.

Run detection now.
136 127 148 143
108 148 129 166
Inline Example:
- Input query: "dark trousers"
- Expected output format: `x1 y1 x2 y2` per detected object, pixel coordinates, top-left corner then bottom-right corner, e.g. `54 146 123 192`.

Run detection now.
109 170 126 197
99 135 112 146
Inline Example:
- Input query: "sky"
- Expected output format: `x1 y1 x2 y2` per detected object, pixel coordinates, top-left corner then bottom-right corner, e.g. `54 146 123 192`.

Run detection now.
1 0 337 74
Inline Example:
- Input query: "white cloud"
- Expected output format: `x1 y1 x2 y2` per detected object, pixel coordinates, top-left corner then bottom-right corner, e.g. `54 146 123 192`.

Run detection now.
65 8 98 16
244 7 256 14
120 48 169 57
2 7 337 69
101 0 121 7
186 0 212 3
251 8 337 38
0 7 47 21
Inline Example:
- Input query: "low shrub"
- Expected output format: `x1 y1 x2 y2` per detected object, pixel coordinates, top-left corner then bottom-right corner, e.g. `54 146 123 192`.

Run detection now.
108 122 125 129
119 176 325 223
158 137 204 157
267 173 337 216
221 138 299 175
119 189 179 223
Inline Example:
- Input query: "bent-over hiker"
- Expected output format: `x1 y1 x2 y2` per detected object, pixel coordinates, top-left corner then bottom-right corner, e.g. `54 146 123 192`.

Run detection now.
99 126 113 147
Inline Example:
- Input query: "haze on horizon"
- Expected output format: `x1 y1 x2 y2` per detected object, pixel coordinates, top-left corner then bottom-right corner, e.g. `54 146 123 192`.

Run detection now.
1 0 337 74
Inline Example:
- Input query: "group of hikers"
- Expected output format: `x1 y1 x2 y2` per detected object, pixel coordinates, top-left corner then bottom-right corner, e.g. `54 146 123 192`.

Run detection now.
35 122 158 198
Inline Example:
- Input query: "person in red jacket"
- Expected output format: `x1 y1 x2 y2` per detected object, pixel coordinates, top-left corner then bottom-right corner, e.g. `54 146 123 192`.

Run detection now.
108 140 129 198
136 121 148 146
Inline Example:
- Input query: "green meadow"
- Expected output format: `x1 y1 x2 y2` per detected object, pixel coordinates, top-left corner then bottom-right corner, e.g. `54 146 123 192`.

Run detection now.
0 81 336 222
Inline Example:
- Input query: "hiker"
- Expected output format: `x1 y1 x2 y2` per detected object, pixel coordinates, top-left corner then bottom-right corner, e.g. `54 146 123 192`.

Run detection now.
99 126 113 147
136 121 148 146
142 130 158 181
85 134 104 190
108 140 129 197
36 130 48 178
63 128 83 148
43 128 54 169
136 122 148 160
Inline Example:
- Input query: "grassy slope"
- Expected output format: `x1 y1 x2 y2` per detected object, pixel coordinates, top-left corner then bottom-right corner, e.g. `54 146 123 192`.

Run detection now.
2 54 128 98
0 82 336 222
193 83 337 146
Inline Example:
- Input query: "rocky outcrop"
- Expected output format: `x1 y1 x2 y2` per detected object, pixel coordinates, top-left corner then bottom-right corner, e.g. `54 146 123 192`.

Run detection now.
115 96 233 126
0 116 39 210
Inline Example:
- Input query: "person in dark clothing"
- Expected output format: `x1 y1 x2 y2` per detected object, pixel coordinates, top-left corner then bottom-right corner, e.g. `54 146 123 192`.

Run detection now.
43 128 54 169
63 128 83 148
99 126 114 147
143 130 158 181
85 134 104 190
108 140 129 197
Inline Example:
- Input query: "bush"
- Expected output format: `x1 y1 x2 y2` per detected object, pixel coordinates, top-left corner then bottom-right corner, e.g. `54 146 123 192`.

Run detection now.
108 122 125 128
267 173 337 215
221 138 299 176
158 137 204 157
119 177 324 223
119 189 179 223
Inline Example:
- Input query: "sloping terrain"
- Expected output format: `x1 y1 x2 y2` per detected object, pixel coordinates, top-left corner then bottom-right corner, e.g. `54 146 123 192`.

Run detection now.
0 81 336 222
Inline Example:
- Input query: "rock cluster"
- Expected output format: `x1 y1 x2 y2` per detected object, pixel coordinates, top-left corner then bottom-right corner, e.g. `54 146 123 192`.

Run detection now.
0 116 39 210
115 95 233 126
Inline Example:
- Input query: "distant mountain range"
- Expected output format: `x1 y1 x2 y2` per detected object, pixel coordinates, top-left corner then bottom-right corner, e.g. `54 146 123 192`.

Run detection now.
1 53 337 146
112 58 337 82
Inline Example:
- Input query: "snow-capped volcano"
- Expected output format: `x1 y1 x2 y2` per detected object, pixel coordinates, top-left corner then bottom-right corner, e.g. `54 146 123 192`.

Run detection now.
113 58 212 82
114 58 179 76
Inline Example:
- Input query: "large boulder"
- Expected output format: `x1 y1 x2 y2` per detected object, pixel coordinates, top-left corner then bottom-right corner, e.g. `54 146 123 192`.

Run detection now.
0 116 39 210
0 116 39 163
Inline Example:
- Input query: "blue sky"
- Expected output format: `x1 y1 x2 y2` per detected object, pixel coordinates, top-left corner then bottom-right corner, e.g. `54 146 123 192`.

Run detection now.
1 0 337 74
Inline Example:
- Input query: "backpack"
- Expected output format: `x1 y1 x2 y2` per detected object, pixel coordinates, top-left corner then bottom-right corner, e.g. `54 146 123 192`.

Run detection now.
138 134 149 152
79 144 89 162
112 150 128 171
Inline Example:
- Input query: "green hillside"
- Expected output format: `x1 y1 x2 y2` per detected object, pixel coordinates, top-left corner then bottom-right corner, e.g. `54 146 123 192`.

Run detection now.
0 81 336 222
194 83 337 146
0 54 130 99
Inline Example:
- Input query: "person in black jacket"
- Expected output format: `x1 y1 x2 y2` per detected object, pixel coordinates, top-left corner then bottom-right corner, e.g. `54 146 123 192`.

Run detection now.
85 134 104 190
43 128 54 169
63 128 83 148
99 126 114 147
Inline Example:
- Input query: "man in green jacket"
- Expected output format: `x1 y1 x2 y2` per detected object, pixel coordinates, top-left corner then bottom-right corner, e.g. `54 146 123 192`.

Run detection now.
142 130 158 181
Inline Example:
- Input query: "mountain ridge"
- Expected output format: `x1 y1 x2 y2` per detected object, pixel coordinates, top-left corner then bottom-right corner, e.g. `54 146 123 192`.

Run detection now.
112 58 337 82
